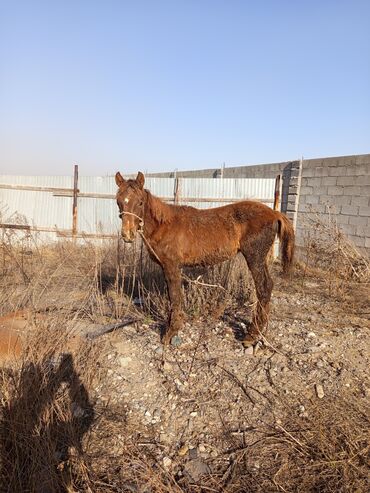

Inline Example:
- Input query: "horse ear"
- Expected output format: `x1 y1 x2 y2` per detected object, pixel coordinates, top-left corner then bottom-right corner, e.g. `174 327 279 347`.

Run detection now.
115 172 125 187
136 171 145 189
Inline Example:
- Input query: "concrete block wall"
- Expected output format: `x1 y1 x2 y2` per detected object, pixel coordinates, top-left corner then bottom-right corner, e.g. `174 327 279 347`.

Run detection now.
150 153 370 254
297 154 370 251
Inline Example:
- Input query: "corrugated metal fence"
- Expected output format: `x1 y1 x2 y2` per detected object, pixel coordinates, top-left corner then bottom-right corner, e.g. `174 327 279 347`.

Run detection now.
0 170 278 241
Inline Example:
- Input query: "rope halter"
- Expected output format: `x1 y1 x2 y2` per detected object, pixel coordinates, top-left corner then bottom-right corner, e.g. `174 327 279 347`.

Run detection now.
118 209 162 263
118 210 144 234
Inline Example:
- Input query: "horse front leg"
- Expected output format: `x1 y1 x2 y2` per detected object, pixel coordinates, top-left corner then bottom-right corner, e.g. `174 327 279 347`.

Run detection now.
162 262 183 345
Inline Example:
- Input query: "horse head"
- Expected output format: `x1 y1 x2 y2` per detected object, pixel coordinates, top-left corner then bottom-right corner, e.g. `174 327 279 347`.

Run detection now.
115 171 146 243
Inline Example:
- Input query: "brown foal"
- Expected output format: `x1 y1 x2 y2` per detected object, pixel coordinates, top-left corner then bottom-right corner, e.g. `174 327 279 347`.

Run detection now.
116 171 295 347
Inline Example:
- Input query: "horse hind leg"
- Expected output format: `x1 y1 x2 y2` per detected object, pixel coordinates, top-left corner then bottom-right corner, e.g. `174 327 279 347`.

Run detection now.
242 254 274 348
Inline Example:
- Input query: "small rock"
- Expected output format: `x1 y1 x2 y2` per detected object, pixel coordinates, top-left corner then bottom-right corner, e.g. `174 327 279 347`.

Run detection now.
190 411 198 417
307 332 316 338
119 356 132 367
155 346 163 355
178 444 189 456
183 459 211 482
174 378 184 390
171 335 182 347
244 346 254 356
189 447 198 459
315 384 325 399
198 444 206 453
163 457 172 470
153 408 161 418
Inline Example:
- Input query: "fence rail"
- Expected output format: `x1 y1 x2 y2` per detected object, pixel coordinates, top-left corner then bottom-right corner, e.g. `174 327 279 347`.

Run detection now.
0 167 279 240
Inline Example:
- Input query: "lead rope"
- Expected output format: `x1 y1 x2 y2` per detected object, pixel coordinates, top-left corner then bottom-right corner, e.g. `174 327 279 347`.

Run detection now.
119 211 224 290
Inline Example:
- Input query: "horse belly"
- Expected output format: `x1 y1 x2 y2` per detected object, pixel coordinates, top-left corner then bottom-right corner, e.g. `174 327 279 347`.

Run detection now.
181 233 239 267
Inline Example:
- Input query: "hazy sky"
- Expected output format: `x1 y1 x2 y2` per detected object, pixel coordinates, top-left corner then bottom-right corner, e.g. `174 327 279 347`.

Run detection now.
0 0 369 176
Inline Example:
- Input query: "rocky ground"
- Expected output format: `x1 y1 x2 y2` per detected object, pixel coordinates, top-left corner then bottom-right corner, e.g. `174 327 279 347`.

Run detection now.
89 269 370 484
1 253 369 491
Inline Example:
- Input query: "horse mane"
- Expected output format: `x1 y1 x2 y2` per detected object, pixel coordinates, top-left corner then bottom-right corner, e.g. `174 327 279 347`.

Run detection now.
146 189 175 224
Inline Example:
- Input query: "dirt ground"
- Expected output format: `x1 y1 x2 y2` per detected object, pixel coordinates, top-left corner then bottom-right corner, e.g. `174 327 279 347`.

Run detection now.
87 267 370 486
1 248 369 491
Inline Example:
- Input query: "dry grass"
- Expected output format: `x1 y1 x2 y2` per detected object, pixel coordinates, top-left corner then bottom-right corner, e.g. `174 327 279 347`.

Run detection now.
214 396 370 493
301 207 370 288
1 228 369 492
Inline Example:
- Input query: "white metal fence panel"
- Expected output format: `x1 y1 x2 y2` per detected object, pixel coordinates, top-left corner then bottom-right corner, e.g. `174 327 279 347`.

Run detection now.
179 178 275 209
0 174 277 241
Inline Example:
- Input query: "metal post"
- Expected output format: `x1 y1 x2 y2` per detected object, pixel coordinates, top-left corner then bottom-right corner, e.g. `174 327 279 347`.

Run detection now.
272 174 282 260
72 164 79 238
174 176 180 204
273 174 281 211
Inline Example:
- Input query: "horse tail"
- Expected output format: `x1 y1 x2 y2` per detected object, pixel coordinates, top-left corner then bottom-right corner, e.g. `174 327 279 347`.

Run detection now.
276 212 295 275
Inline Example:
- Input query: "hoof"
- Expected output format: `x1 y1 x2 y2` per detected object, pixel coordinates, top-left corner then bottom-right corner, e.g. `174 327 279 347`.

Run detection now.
161 335 170 346
242 335 258 349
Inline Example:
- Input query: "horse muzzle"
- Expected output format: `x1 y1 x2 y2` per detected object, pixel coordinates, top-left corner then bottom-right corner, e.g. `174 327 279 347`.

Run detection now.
121 231 136 243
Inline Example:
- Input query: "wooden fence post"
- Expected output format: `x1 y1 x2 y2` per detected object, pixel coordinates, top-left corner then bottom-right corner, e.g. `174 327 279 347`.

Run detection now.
174 175 180 204
72 164 79 238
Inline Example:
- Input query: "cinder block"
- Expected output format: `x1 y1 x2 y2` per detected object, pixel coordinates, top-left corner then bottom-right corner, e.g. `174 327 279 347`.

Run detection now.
314 204 331 214
335 156 356 166
314 167 329 177
321 177 337 186
352 236 366 247
328 186 344 196
355 175 370 185
347 164 370 176
346 186 368 195
314 186 329 196
302 167 316 177
351 196 369 207
337 176 356 186
361 225 370 236
290 168 301 177
328 167 348 177
349 215 367 226
300 186 314 195
354 154 370 165
305 195 320 205
298 203 309 213
318 195 333 206
340 224 357 236
337 215 350 225
359 206 370 217
309 177 323 188
288 185 299 194
303 158 324 169
333 195 352 206
340 205 359 216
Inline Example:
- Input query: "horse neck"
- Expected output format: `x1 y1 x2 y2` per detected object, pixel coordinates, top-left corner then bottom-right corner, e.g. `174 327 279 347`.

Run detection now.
143 190 174 237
